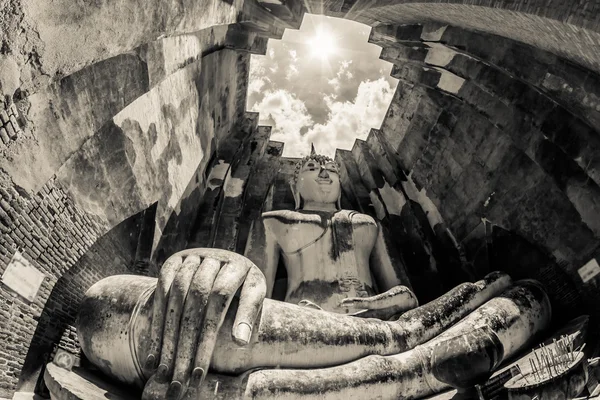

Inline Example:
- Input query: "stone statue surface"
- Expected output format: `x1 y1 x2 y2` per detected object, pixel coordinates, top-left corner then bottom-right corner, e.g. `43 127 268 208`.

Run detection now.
250 152 417 316
73 151 552 400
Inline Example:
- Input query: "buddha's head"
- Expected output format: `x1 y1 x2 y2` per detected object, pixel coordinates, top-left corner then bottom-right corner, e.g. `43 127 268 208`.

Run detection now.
291 148 341 210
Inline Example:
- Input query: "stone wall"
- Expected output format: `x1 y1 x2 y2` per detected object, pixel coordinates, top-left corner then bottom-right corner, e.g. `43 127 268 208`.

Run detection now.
0 40 262 398
356 23 600 354
0 177 110 394
0 1 295 394
1 0 600 397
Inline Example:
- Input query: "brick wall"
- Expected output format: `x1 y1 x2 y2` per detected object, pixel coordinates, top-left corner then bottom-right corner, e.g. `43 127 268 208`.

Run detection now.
0 176 110 396
0 44 257 396
0 104 22 150
367 29 600 356
17 205 146 392
336 1 600 74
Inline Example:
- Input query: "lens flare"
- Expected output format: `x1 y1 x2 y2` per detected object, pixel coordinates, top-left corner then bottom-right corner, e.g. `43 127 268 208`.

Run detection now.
308 27 337 60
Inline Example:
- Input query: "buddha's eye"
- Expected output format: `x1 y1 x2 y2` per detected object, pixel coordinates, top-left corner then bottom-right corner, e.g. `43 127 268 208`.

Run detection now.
325 163 338 172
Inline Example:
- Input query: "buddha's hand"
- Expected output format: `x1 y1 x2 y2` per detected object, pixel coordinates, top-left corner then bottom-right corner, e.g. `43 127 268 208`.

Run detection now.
142 248 267 400
298 299 323 310
340 285 418 320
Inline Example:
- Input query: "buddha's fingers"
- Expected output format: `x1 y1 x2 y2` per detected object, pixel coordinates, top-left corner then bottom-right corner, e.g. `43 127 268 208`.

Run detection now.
349 305 409 320
157 255 200 380
190 261 251 390
142 374 170 400
232 267 267 345
298 299 323 310
167 258 221 400
145 256 183 372
341 285 418 311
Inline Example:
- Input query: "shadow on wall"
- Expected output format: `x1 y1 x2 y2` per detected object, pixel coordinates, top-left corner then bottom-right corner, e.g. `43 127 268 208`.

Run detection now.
153 153 215 269
464 223 593 340
16 207 153 394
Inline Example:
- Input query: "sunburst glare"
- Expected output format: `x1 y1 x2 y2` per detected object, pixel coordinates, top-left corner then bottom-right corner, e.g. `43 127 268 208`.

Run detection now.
247 14 398 157
307 27 337 60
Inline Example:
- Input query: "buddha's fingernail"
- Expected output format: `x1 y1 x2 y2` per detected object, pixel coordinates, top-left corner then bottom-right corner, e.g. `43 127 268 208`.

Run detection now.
145 354 156 370
166 381 183 400
156 364 169 381
191 367 205 387
234 322 252 345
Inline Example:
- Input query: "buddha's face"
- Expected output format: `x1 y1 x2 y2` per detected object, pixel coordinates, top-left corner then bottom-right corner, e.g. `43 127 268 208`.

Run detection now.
296 159 341 206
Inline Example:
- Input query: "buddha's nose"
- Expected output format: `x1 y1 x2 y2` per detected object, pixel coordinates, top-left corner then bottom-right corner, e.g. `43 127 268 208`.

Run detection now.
318 167 329 178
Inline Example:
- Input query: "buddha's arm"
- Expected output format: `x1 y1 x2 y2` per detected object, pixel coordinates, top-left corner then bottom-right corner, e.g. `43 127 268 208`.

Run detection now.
244 218 280 297
140 271 513 398
340 224 417 318
192 280 551 400
209 271 512 373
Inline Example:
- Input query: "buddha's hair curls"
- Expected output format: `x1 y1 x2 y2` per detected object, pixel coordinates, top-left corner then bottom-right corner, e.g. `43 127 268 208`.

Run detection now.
291 154 339 184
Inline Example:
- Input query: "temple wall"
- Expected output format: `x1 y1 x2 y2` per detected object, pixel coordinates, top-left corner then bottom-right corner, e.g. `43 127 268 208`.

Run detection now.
332 37 600 354
0 4 290 391
0 41 256 396
1 0 600 397
338 3 600 74
0 0 244 95
15 207 146 394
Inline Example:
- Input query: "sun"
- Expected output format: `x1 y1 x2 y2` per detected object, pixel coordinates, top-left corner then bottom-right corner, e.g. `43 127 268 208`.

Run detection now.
307 27 337 60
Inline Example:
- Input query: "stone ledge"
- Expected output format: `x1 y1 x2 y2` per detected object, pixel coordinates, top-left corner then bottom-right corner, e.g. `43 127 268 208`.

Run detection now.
44 363 136 400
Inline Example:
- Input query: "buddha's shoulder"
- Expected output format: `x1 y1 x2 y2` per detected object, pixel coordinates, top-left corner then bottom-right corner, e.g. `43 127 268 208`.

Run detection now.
335 210 378 227
261 209 377 226
261 210 323 225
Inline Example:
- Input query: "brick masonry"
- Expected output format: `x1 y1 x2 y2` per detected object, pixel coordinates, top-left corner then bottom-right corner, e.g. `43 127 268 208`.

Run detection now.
0 39 262 398
0 176 110 395
0 0 600 397
337 1 600 73
365 22 600 357
0 103 21 149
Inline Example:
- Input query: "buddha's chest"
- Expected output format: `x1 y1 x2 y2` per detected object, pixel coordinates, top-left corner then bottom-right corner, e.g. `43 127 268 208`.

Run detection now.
277 215 377 288
275 213 378 257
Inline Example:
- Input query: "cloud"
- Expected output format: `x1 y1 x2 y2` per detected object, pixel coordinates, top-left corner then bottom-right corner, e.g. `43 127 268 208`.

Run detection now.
248 52 276 103
300 77 396 157
328 60 354 92
328 77 340 91
245 15 399 158
251 89 314 141
248 77 266 95
286 64 299 80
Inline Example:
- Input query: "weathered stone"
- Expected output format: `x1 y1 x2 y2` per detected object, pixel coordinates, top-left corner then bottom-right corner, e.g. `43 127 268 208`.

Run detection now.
0 2 599 398
0 128 9 145
5 123 16 139
0 110 9 124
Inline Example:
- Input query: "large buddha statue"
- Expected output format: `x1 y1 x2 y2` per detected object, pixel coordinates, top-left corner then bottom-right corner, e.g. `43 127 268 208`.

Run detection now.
74 151 552 400
248 150 417 316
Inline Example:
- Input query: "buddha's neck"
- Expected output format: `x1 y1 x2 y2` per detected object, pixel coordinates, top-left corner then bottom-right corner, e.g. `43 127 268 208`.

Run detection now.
302 202 338 212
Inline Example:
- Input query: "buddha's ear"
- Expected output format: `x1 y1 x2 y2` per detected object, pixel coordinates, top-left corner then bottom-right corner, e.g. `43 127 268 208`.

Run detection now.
290 181 302 210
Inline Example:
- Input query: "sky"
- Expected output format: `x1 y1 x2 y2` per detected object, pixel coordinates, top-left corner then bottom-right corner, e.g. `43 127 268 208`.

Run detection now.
247 14 399 158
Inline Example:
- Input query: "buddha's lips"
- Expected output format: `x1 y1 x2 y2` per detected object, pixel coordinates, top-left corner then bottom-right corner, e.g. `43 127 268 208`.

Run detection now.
316 178 332 184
